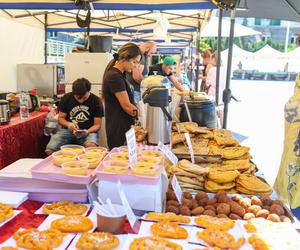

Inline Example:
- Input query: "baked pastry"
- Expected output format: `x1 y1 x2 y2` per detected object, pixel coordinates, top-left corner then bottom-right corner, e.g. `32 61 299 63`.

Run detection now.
13 228 64 250
205 180 235 192
150 221 188 239
43 201 88 216
213 130 239 146
194 215 235 230
146 212 190 224
208 170 240 183
51 215 93 233
1 247 19 250
131 162 158 176
248 234 269 250
76 232 119 250
0 202 13 223
236 174 272 194
129 236 182 250
197 229 245 249
222 146 250 160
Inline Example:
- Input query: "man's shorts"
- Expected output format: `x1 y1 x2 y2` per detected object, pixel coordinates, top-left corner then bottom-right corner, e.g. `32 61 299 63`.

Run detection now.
46 128 99 152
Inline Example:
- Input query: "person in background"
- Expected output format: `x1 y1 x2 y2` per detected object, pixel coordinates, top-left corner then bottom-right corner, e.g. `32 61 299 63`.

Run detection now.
206 51 226 127
102 43 142 150
148 56 184 91
45 78 104 155
199 49 213 93
274 34 300 220
237 60 243 70
126 41 157 103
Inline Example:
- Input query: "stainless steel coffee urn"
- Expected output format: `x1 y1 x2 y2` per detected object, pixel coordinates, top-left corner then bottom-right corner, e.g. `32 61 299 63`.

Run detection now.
142 86 172 144
0 100 10 125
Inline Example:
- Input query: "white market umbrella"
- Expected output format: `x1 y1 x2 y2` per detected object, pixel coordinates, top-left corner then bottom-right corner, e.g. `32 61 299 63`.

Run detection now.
221 44 254 58
254 44 285 58
201 17 261 37
287 47 300 59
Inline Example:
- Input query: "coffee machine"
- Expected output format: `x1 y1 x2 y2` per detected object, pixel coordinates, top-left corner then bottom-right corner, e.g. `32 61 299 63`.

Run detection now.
142 86 172 144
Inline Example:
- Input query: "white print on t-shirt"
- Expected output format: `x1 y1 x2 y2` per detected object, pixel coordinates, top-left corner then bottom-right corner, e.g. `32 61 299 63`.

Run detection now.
70 105 90 123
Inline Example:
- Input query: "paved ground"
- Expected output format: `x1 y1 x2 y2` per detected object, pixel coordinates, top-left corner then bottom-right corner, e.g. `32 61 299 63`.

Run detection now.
227 80 295 186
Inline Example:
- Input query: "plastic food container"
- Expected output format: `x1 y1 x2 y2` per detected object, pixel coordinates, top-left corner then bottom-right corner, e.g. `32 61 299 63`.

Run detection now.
61 144 85 155
131 162 158 176
78 153 101 169
85 147 108 155
52 151 77 167
62 161 89 176
102 160 129 174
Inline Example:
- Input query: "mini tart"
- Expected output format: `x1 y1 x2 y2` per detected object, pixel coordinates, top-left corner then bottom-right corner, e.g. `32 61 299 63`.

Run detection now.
51 216 93 233
129 236 182 250
150 221 188 239
52 153 77 167
79 154 101 169
62 162 88 176
61 147 85 155
0 202 14 223
76 232 119 250
131 163 158 176
86 147 107 154
138 157 160 164
43 201 88 216
141 151 162 158
111 154 129 161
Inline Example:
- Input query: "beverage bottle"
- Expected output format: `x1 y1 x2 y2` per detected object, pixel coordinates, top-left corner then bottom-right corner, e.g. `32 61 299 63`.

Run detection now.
19 92 29 120
44 105 58 136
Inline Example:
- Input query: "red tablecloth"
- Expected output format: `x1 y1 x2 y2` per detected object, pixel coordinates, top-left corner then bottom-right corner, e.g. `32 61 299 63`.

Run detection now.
0 111 48 169
0 200 136 244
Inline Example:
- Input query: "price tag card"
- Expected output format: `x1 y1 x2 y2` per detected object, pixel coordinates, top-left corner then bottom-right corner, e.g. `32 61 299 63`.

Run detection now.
184 132 195 164
183 101 192 122
158 141 178 165
171 174 182 204
126 127 138 165
117 181 138 231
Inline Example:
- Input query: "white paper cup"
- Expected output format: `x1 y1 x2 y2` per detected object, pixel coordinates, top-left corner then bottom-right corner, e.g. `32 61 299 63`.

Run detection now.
97 204 126 234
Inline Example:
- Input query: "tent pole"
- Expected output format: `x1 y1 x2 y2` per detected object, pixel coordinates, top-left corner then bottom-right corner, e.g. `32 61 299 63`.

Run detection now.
44 13 48 64
223 9 235 129
215 9 223 108
195 13 201 92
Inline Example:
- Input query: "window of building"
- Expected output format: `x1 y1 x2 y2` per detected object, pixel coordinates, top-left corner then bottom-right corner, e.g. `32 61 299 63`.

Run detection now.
254 18 261 26
270 19 281 26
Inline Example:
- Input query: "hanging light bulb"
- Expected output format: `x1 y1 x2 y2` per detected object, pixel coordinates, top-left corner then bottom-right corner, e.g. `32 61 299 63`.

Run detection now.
153 13 170 39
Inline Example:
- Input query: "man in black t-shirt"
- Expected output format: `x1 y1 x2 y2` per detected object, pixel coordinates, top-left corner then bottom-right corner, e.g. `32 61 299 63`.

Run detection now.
45 78 104 155
149 56 184 91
